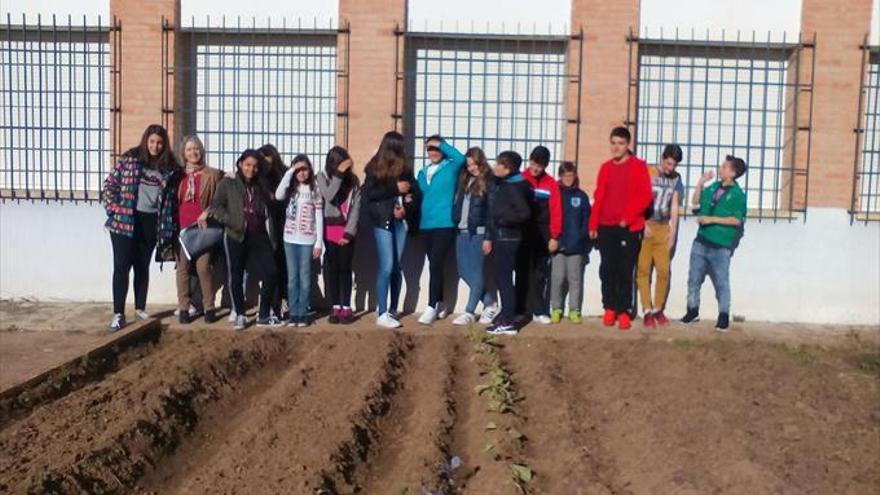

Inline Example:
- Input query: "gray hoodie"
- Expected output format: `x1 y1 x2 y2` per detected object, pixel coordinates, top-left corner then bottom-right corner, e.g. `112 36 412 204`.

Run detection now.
316 171 361 241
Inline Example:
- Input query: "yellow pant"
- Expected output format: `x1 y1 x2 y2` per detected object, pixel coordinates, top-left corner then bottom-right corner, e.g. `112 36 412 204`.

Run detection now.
636 221 671 312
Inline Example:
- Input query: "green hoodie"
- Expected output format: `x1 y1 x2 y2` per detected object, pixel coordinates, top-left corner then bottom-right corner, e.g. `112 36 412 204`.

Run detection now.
696 180 746 248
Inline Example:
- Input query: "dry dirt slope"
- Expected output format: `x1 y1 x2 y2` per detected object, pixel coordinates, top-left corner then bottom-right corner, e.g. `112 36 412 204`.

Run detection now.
0 327 877 494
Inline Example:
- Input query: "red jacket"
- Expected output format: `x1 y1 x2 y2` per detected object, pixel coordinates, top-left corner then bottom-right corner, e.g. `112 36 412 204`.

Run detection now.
524 171 563 239
588 154 652 233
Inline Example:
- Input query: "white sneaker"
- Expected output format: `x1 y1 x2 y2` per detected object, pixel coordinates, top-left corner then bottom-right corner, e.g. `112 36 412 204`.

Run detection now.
233 314 247 331
435 301 449 319
532 314 552 325
452 313 476 326
228 310 237 322
135 309 151 321
377 312 402 329
108 313 125 332
479 305 500 324
418 305 438 325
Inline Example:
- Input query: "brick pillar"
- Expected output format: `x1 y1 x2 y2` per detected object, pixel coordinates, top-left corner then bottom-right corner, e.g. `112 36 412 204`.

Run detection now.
801 0 874 209
570 0 640 190
110 0 180 150
338 0 407 175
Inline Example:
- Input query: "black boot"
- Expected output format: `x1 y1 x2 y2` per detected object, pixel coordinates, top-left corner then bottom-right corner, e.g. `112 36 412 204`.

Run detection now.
178 311 191 324
715 312 730 332
204 309 217 324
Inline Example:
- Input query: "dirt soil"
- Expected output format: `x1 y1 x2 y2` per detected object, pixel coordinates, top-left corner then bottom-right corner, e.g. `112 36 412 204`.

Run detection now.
0 313 877 494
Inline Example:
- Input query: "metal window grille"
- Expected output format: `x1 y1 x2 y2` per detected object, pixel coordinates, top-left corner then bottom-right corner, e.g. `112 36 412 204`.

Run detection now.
163 17 349 171
626 30 815 221
0 14 121 201
394 28 583 175
851 42 880 222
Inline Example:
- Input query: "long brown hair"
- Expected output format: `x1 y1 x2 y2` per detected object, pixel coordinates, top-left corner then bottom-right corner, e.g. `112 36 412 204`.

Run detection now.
125 124 179 173
457 146 491 200
366 131 406 181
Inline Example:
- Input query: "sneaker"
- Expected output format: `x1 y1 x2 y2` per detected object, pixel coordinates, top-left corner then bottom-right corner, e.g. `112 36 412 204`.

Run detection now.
340 307 354 324
233 315 247 331
452 313 476 326
287 316 299 327
681 308 700 324
204 310 217 324
418 305 438 325
643 312 656 329
569 309 582 324
329 307 341 324
715 312 730 333
108 313 125 332
228 310 237 322
478 305 499 324
178 311 191 325
602 309 617 326
487 322 518 336
655 310 669 326
135 309 151 321
256 315 283 327
550 309 563 324
296 317 310 328
532 314 552 325
377 312 402 329
618 312 632 330
435 301 450 319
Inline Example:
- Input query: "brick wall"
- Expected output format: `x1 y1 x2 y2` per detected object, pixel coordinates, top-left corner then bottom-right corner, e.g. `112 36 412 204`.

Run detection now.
110 0 179 150
570 0 640 191
801 0 874 209
338 0 407 176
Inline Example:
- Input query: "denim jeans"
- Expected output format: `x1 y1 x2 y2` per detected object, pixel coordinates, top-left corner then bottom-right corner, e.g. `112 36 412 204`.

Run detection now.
284 242 313 320
374 220 407 315
686 239 731 313
456 231 496 314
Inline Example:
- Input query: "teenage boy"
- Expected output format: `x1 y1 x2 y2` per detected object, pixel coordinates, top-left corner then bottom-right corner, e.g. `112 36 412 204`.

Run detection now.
486 151 533 336
636 144 685 328
550 161 591 324
681 155 747 332
516 145 562 325
588 127 653 330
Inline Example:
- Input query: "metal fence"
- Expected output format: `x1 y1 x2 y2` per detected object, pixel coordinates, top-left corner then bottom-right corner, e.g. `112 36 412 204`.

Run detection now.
0 14 120 201
626 30 815 221
162 17 348 172
394 27 583 175
851 42 880 223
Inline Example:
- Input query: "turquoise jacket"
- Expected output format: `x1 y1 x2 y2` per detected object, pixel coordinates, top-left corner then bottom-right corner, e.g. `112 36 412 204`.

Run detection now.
417 141 466 230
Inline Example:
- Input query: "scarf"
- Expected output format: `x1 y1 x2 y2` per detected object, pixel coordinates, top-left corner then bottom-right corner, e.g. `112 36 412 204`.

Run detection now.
183 162 205 202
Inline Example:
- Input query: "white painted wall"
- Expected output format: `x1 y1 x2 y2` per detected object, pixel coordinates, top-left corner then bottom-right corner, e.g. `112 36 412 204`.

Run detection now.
1 201 878 325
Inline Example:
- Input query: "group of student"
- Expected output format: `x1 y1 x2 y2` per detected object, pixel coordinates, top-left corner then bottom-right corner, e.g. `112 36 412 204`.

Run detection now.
102 123 747 335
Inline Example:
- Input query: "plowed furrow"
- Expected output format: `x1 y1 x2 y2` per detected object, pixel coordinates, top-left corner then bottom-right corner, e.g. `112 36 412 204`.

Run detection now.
355 335 459 494
149 331 412 494
0 330 289 494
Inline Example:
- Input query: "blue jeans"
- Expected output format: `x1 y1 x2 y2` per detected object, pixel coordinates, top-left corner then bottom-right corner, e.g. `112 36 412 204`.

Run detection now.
686 239 731 313
284 242 313 320
374 220 407 315
456 231 496 314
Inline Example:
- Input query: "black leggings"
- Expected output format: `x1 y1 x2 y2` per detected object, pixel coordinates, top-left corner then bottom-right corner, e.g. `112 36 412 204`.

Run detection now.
110 211 157 314
323 239 355 307
422 228 456 307
224 230 277 319
597 225 641 313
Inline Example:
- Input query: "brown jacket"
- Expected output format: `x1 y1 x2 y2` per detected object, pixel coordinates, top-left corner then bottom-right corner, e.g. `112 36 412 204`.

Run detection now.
178 166 224 215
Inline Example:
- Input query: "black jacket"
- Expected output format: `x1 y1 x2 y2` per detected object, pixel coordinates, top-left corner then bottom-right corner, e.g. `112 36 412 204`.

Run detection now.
362 169 421 232
452 176 491 234
487 172 533 241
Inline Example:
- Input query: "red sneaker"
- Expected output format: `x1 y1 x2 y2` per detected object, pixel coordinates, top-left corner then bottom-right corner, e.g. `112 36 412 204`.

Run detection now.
618 312 632 330
643 312 656 328
654 311 669 326
602 309 617 326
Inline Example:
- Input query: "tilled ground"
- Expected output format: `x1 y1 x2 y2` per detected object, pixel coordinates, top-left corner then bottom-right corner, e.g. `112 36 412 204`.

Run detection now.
0 324 878 494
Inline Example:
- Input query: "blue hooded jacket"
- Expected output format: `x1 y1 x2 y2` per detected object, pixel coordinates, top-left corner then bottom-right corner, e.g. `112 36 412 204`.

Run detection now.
558 180 592 258
417 141 466 230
